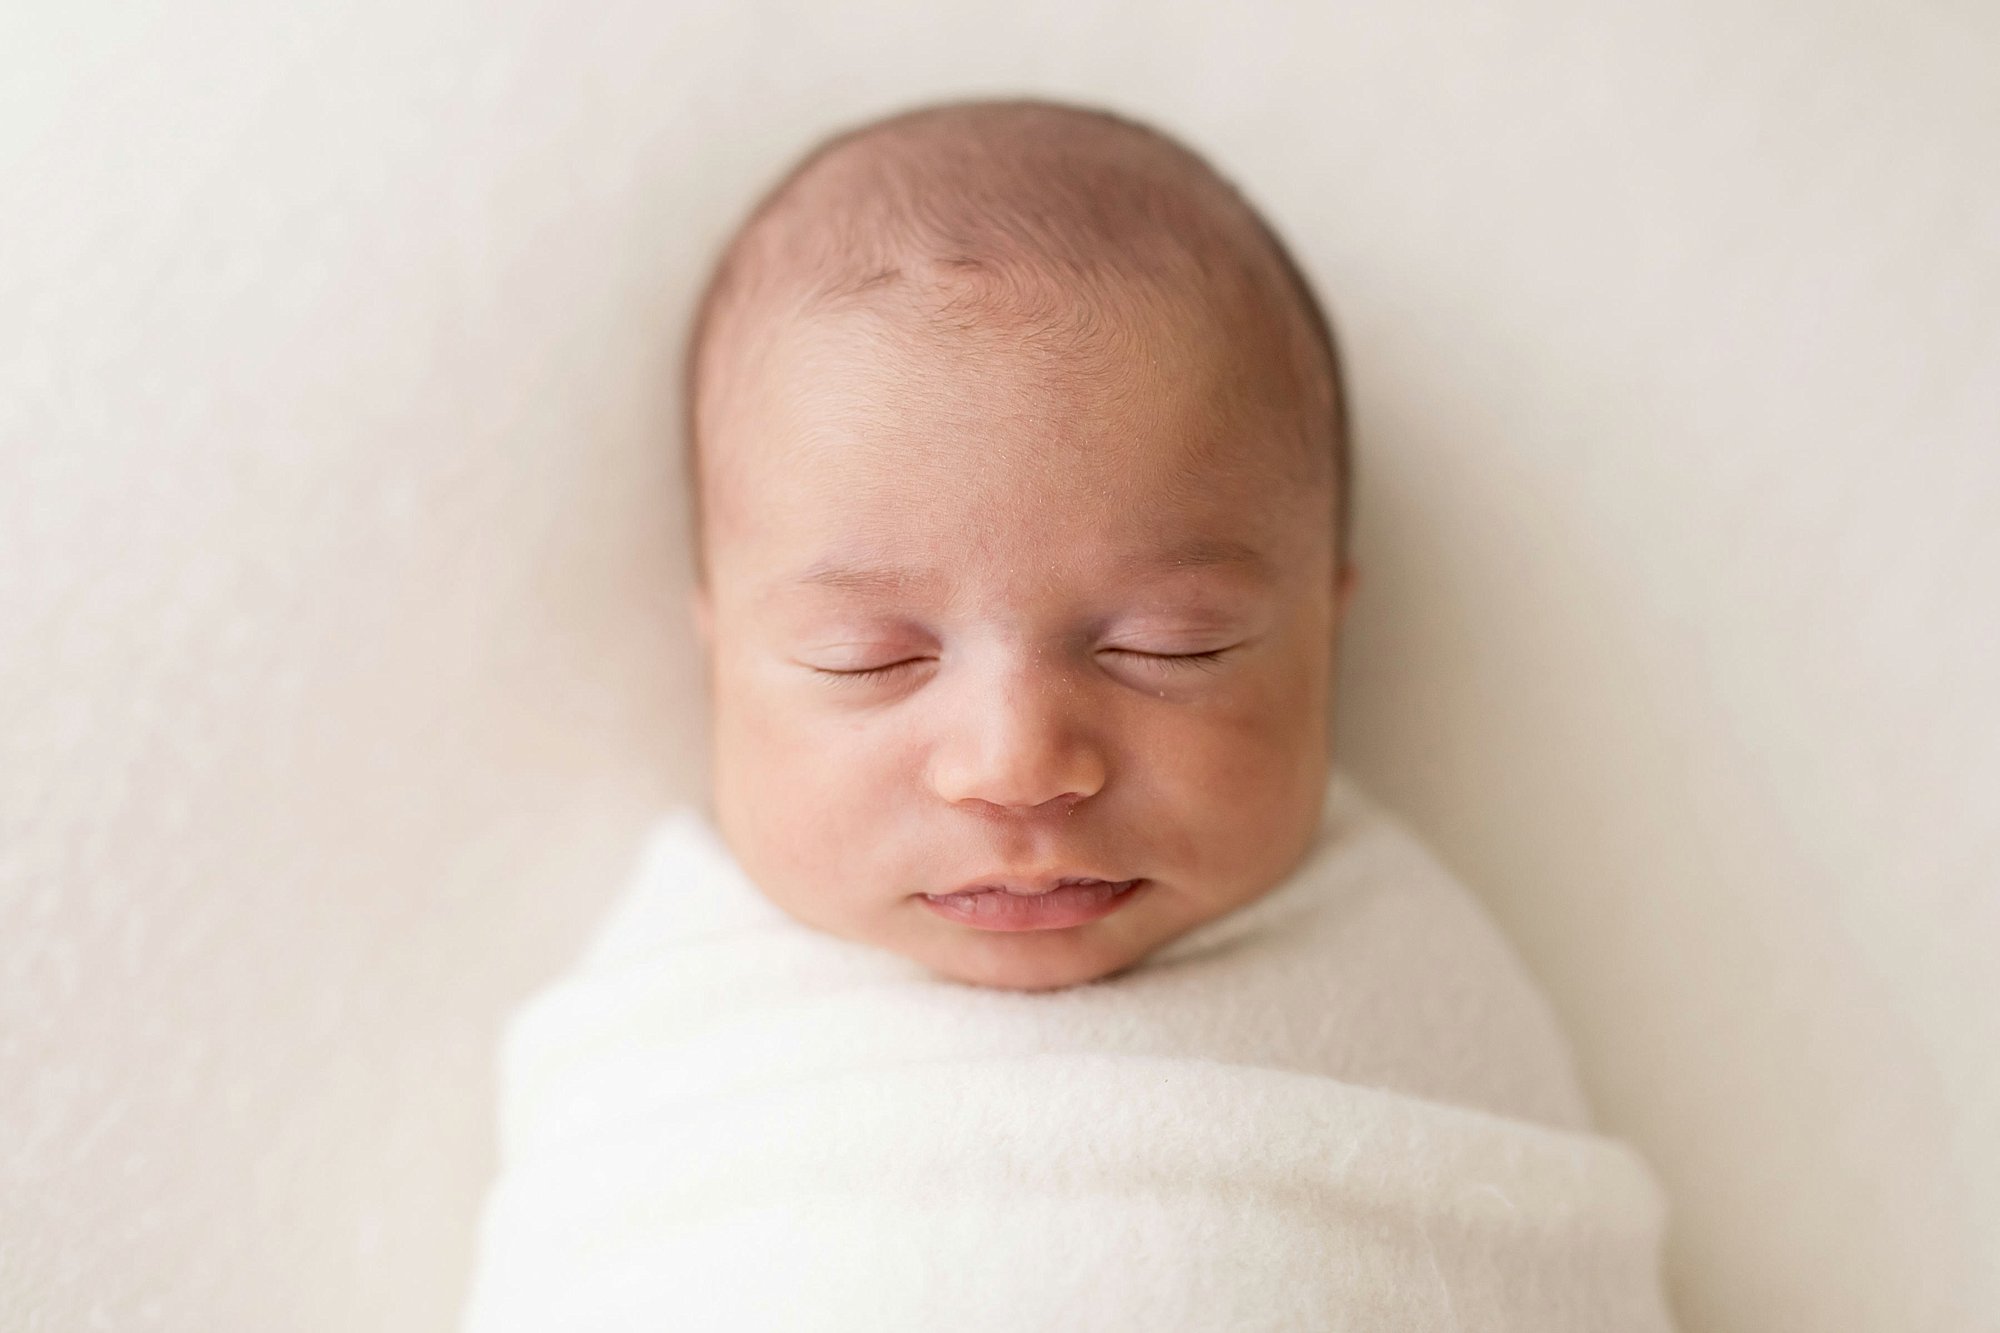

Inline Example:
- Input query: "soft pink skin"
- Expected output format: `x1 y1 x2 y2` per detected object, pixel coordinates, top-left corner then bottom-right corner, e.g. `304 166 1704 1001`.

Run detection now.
694 306 1356 992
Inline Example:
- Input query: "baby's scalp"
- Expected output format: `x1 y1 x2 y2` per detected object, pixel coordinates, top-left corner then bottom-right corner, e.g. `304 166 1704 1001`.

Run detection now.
681 97 1352 587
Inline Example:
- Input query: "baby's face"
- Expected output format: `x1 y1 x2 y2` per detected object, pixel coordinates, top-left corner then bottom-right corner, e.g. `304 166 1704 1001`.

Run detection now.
693 302 1349 991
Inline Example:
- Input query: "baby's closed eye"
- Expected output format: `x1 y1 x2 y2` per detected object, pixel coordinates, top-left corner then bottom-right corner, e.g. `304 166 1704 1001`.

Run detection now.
800 642 1249 688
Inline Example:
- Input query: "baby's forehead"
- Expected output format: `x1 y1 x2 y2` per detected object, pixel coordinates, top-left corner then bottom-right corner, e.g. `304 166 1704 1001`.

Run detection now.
717 297 1300 496
706 330 1323 601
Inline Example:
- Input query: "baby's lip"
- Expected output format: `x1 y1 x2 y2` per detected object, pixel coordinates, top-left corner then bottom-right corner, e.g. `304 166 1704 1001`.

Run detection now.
933 871 1131 898
918 876 1147 932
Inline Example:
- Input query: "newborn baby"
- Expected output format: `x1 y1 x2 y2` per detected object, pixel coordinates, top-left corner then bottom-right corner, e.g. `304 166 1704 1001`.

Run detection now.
687 96 1353 994
461 98 1679 1331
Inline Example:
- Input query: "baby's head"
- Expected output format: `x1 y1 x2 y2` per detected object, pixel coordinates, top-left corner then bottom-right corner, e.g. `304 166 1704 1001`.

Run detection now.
684 98 1355 992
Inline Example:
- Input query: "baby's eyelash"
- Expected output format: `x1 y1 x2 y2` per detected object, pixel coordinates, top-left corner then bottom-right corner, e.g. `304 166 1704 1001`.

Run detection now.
813 659 928 683
811 649 1233 685
1118 649 1232 672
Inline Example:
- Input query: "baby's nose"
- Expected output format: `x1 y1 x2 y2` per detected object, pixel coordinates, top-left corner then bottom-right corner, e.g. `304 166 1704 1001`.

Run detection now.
927 671 1107 813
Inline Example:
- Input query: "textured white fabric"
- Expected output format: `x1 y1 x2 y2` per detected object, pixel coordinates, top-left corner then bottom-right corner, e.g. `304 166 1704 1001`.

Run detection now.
460 773 1678 1331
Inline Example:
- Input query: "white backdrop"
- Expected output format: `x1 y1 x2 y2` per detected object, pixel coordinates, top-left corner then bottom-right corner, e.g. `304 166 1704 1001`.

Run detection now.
4 2 1995 1330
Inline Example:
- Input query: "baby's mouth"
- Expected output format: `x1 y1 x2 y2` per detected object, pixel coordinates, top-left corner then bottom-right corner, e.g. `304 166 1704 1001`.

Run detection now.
918 877 1147 931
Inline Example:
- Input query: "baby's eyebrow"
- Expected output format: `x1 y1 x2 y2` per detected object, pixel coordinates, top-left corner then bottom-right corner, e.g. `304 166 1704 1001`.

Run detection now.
770 536 1273 602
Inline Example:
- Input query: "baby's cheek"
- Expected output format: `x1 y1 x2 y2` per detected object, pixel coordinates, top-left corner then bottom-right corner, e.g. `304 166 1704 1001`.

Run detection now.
713 678 822 843
1183 668 1319 782
750 701 905 876
1158 676 1326 867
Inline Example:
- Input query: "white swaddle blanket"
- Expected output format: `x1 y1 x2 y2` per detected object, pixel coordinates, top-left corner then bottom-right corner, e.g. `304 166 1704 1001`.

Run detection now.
460 772 1679 1331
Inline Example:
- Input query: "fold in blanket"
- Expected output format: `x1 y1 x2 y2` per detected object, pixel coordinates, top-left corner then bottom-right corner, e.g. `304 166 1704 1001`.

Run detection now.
460 773 1679 1331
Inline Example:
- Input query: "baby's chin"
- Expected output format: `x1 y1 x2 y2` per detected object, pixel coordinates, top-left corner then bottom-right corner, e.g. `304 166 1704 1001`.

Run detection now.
902 916 1174 993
